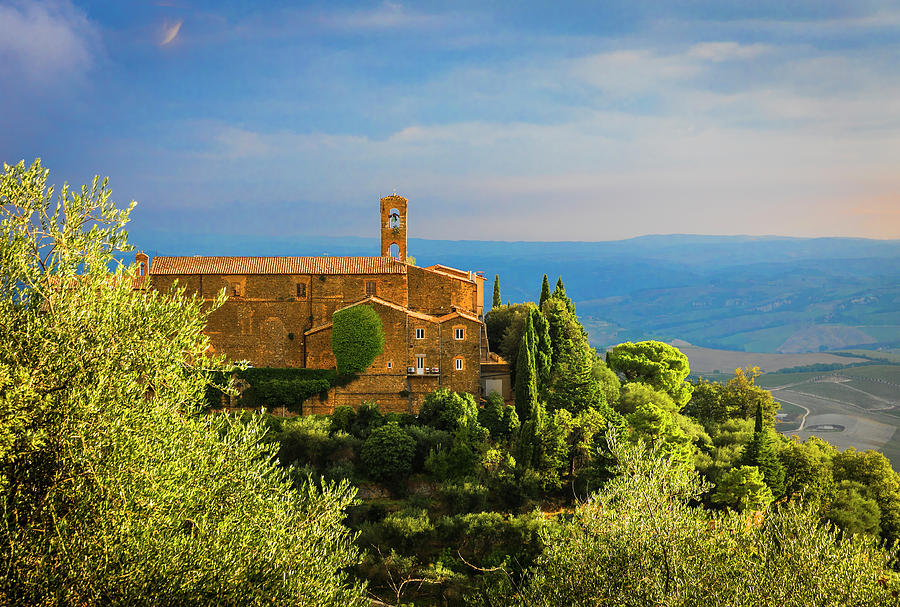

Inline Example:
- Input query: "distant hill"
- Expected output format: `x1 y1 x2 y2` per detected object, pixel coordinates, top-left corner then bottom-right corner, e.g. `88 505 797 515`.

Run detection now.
130 229 900 354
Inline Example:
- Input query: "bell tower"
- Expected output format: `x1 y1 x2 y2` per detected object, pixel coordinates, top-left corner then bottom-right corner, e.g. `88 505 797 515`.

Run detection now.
380 194 407 262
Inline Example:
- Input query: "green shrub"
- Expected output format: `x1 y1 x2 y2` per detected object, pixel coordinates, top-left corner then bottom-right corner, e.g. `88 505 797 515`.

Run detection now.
419 389 480 433
425 442 479 482
351 402 384 438
405 425 453 473
331 405 357 434
361 422 416 486
253 378 331 412
441 482 490 515
331 304 385 375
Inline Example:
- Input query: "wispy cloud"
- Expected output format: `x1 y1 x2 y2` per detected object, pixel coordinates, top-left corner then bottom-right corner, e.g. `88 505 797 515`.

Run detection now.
160 19 182 45
321 1 446 30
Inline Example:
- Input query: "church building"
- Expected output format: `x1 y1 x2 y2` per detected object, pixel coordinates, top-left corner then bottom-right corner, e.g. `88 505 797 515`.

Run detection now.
137 195 509 413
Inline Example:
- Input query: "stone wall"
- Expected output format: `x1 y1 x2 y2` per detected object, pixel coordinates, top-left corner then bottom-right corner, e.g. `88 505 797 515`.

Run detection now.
407 266 478 316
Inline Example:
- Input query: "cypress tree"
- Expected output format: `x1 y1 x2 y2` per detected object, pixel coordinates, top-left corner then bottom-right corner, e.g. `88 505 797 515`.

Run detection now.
553 276 575 315
532 306 552 394
743 403 786 498
755 399 764 433
492 274 502 309
516 401 546 470
539 274 551 309
515 313 538 422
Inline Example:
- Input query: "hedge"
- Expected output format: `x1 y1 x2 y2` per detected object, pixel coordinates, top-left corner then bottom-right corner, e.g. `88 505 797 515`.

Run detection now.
204 367 337 412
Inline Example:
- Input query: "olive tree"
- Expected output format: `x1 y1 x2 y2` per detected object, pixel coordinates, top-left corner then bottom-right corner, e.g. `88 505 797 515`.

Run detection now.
515 436 900 606
0 159 366 605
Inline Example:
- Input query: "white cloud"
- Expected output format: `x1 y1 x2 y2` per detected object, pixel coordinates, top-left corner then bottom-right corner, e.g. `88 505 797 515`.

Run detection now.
0 0 100 88
686 41 770 61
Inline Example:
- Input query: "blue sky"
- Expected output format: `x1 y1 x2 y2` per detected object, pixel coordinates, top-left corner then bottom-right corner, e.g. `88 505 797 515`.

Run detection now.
1 0 899 244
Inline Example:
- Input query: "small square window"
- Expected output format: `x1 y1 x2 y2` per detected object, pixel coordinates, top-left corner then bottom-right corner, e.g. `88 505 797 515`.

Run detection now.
415 328 425 339
366 281 377 296
296 283 306 298
231 283 241 297
455 358 464 371
455 328 465 340
387 361 392 369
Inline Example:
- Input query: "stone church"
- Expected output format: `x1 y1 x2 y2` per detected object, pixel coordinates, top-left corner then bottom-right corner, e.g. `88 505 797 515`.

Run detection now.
137 195 510 413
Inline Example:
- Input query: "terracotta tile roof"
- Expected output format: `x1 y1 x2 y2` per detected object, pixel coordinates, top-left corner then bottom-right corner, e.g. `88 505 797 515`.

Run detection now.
150 256 408 276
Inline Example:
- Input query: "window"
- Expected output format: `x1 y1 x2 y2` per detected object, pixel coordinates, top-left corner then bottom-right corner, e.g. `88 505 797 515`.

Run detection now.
455 327 465 340
296 283 306 298
415 328 425 339
455 357 464 371
366 281 377 296
231 283 241 297
416 356 425 373
386 361 392 369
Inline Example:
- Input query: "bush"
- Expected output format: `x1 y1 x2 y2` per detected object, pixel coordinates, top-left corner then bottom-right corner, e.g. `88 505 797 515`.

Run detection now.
405 425 453 473
425 442 479 482
361 422 416 486
253 378 331 412
419 388 481 433
332 304 385 375
331 405 357 434
441 482 490 515
351 401 384 438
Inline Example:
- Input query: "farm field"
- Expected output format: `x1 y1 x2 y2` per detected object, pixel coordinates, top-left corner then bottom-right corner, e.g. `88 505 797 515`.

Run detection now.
672 341 870 374
757 365 900 468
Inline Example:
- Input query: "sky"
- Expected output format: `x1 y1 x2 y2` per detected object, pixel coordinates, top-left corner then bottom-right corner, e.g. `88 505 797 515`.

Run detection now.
1 0 899 244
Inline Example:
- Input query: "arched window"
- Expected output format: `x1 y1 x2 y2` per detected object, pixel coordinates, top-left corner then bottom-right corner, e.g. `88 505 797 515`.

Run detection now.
389 243 400 259
389 208 401 228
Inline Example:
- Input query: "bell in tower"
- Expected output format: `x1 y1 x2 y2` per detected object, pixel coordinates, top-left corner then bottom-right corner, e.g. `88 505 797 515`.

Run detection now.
380 194 408 262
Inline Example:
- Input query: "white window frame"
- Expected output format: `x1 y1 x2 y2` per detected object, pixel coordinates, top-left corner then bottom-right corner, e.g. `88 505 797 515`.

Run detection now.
386 361 392 369
415 328 425 339
455 327 465 340
416 356 425 374
455 357 464 371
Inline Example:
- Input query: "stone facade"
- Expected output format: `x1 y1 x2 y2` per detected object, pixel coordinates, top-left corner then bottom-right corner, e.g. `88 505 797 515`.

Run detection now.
144 194 503 413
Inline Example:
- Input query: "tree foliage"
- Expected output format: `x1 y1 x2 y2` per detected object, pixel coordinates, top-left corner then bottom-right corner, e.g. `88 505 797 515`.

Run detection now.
0 159 366 605
331 304 385 375
492 274 501 309
539 274 551 309
418 388 480 434
516 438 900 606
607 341 693 408
360 422 416 485
687 368 778 425
514 313 539 421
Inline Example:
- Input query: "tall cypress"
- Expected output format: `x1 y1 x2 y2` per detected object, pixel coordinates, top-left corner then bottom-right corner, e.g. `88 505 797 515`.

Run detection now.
553 276 575 315
492 275 502 309
539 274 551 309
532 306 552 394
515 313 538 422
743 403 786 498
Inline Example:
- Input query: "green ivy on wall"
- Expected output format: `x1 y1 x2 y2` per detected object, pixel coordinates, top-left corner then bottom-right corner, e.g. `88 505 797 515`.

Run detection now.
331 304 385 375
